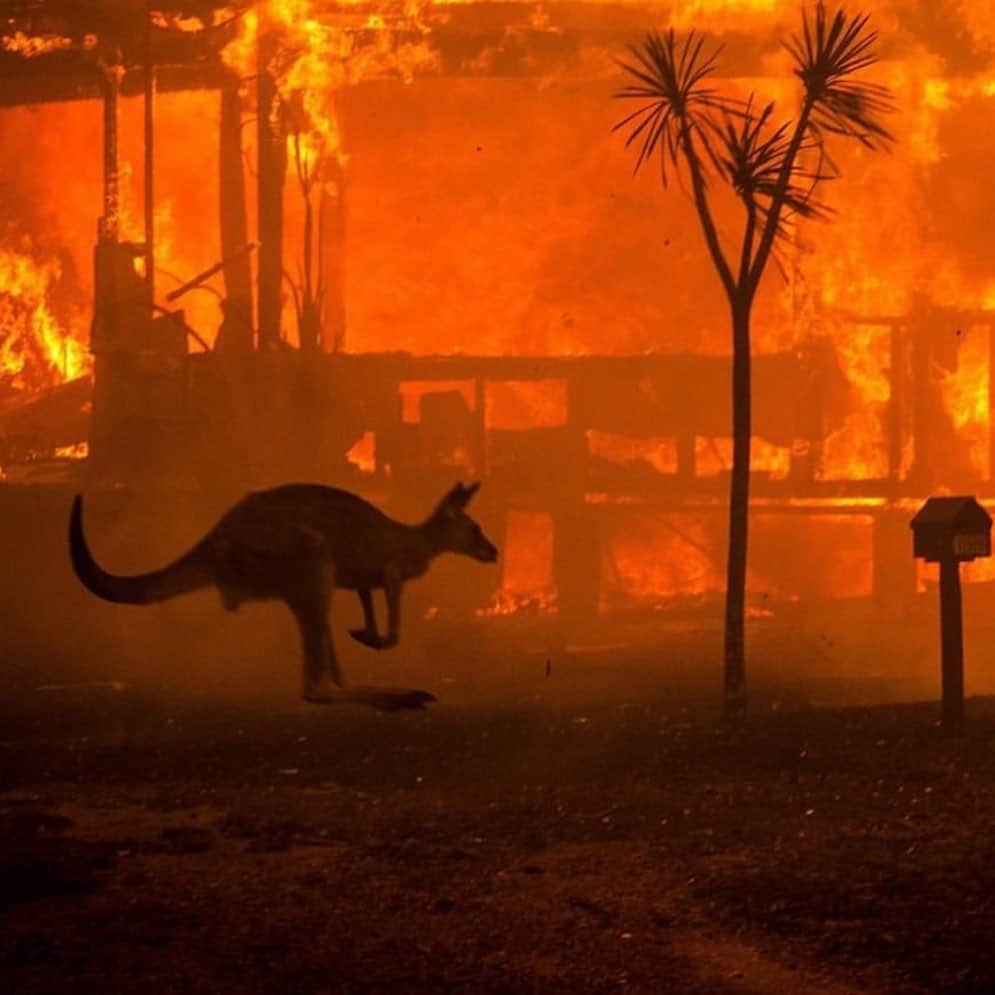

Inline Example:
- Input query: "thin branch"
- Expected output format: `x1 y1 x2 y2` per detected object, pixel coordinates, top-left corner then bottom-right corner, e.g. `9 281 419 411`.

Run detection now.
747 100 814 291
681 124 737 299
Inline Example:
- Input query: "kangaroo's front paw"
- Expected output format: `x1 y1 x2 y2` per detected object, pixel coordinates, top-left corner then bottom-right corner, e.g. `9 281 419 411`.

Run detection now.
349 628 398 650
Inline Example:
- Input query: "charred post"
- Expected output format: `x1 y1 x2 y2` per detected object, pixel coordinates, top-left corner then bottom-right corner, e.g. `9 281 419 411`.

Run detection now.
143 5 155 302
97 56 122 246
219 71 255 352
938 557 965 733
256 28 286 351
321 155 348 353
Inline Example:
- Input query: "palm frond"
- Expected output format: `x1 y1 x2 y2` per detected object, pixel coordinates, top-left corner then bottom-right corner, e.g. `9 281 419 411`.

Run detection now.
710 98 835 241
614 29 741 184
787 1 894 149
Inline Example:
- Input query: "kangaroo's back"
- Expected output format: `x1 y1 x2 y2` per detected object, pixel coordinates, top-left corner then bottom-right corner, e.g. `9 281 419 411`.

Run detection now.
217 484 416 590
226 484 397 537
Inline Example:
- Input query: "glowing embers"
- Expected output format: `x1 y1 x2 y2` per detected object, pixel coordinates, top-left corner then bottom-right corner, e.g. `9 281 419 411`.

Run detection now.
150 12 209 33
1 33 72 58
484 379 566 430
54 442 89 460
600 511 874 612
481 508 556 617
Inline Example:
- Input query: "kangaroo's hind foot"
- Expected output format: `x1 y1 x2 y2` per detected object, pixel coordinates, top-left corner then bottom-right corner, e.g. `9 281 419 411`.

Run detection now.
348 686 437 712
303 683 436 711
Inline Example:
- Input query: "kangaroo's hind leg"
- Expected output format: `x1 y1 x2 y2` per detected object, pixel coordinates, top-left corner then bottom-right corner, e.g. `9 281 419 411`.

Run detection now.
285 541 435 711
291 602 342 704
284 543 342 703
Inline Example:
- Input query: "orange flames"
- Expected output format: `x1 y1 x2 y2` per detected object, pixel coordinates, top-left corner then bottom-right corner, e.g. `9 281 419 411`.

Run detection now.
223 0 438 167
3 1 995 610
1 33 72 58
0 242 88 393
940 324 990 480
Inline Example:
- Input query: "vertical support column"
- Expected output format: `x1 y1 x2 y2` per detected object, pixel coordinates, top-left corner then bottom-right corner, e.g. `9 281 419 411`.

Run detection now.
677 434 696 482
887 323 905 485
988 323 995 483
322 153 348 353
90 58 121 466
256 25 285 350
144 5 155 301
938 557 965 733
219 71 255 351
98 59 121 246
473 376 487 479
553 377 600 626
910 302 934 491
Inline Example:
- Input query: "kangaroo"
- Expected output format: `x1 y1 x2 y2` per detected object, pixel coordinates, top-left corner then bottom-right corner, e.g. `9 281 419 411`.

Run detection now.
69 481 499 711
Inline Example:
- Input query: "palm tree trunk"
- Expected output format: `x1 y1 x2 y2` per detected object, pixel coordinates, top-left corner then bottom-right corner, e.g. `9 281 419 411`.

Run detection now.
724 297 752 718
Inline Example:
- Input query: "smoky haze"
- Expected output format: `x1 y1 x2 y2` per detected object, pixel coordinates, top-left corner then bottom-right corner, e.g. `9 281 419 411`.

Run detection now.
3 0 995 704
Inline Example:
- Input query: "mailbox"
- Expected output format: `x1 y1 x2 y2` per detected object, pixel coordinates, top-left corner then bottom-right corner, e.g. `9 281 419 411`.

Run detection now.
910 495 992 732
911 496 992 564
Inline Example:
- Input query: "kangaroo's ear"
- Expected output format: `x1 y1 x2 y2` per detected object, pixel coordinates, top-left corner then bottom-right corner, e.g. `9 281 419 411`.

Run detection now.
438 481 481 513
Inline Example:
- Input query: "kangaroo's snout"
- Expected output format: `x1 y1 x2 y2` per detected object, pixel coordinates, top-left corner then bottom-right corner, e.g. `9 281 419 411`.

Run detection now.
476 537 499 564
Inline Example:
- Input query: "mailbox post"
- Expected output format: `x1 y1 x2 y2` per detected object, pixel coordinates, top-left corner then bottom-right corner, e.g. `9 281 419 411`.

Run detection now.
911 497 992 732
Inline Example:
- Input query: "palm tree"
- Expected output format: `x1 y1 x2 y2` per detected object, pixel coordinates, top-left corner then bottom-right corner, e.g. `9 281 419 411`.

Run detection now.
615 3 893 718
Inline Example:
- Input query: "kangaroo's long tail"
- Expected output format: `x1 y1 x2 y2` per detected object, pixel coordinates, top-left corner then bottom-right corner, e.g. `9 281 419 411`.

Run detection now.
69 495 214 605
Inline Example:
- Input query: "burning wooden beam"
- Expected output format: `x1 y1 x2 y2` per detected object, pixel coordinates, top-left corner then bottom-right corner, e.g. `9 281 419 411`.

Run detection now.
0 2 802 112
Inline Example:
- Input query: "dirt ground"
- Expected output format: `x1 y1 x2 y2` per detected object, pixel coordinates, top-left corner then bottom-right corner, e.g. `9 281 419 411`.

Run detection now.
4 627 995 995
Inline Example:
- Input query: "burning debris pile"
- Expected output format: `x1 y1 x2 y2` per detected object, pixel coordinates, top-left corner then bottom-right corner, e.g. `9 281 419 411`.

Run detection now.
0 238 90 475
0 0 993 614
0 241 87 393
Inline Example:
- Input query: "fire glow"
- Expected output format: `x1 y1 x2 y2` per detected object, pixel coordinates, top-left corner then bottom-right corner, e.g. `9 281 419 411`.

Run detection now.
2 1 995 613
0 244 87 392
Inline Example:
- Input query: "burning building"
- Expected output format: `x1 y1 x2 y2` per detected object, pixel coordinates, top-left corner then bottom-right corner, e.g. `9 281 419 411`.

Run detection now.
1 0 995 631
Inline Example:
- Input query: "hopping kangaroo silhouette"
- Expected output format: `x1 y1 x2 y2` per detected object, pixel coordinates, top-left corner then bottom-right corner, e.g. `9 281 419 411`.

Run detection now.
69 482 499 711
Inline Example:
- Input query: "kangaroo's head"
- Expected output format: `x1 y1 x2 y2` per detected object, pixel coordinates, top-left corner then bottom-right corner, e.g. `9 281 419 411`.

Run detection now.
427 482 499 564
